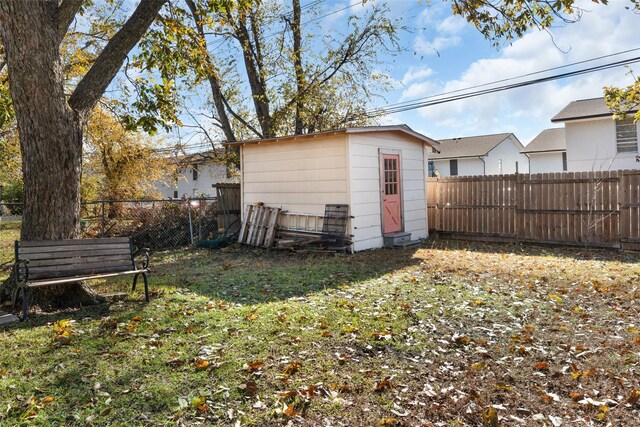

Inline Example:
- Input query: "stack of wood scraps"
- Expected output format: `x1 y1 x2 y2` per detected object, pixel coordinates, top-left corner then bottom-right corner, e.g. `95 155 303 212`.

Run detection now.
238 205 281 248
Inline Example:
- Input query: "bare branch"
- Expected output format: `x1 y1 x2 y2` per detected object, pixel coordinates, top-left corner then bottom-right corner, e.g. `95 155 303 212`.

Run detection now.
69 0 167 115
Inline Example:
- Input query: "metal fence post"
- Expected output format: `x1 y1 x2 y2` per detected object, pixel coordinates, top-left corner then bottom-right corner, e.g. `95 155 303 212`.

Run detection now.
188 200 194 245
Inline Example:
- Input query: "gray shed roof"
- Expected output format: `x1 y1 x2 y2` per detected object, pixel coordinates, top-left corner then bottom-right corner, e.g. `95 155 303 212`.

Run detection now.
521 128 566 153
429 133 518 160
551 97 638 122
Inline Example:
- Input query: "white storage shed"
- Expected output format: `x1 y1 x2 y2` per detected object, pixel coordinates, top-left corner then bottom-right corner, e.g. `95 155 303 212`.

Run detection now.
227 125 439 252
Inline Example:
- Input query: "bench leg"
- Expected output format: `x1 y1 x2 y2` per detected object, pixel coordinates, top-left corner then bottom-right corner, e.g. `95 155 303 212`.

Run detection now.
12 287 19 311
21 288 30 322
142 272 149 303
132 274 139 292
132 273 149 302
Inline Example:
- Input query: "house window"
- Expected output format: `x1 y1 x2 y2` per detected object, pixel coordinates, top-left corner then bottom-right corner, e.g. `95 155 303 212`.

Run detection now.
428 161 435 177
562 152 567 171
449 159 458 176
192 164 199 181
616 118 638 153
173 190 178 199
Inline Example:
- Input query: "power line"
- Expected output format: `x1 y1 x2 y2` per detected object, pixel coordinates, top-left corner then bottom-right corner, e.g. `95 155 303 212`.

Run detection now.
374 47 640 114
360 54 640 119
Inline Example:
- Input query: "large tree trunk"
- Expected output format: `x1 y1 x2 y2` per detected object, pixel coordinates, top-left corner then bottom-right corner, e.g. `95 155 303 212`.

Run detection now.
0 0 166 309
0 1 101 307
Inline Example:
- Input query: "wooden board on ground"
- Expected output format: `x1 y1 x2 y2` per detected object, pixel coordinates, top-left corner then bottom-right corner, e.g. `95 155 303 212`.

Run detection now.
0 311 19 325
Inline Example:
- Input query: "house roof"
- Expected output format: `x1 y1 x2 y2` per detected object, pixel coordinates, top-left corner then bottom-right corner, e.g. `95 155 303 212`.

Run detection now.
521 128 566 154
551 97 638 123
429 132 519 160
224 125 440 148
171 149 226 165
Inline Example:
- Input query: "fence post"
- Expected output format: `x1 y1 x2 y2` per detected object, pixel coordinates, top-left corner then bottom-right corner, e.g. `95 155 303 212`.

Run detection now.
515 173 523 243
188 200 194 245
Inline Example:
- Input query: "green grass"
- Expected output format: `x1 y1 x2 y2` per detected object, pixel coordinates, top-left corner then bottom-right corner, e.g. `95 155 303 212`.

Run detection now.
0 220 19 267
1 240 640 426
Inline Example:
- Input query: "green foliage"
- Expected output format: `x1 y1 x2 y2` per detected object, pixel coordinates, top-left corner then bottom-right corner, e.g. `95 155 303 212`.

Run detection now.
604 70 640 123
0 79 14 130
0 179 23 204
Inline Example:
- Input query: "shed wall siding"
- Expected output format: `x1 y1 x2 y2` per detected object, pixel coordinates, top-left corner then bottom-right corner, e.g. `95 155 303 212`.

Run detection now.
348 132 427 251
241 136 349 214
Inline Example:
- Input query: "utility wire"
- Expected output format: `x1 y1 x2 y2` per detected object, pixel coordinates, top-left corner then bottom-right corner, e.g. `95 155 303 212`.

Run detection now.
360 54 640 119
156 51 640 155
373 47 640 114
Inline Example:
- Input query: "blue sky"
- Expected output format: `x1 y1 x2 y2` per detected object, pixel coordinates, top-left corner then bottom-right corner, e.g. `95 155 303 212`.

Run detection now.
315 0 639 145
113 0 639 149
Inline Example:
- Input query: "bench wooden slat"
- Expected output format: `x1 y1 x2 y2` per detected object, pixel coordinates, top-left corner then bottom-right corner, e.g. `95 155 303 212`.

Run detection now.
26 254 134 268
28 259 134 274
29 264 138 280
26 269 147 287
18 237 130 248
19 243 131 254
18 248 133 261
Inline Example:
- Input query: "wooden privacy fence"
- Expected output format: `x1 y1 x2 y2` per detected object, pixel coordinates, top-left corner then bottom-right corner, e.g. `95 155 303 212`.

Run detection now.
427 170 640 250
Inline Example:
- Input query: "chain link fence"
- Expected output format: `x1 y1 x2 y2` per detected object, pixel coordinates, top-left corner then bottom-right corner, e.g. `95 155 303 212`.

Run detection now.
1 197 225 250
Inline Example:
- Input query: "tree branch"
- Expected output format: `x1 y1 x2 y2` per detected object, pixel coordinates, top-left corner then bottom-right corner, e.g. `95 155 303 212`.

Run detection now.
69 0 167 115
55 0 85 41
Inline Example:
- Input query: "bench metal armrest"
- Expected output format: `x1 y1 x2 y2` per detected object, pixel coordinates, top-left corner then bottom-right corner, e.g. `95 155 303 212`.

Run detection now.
133 248 150 269
14 259 29 284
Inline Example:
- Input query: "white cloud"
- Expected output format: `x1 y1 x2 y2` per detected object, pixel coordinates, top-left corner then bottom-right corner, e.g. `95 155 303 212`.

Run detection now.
402 0 639 140
401 67 435 85
437 15 467 34
414 35 462 56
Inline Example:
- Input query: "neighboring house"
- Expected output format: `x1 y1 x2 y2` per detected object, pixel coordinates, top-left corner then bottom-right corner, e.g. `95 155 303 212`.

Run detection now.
226 125 440 252
429 133 529 176
521 128 567 174
551 97 639 172
157 151 237 198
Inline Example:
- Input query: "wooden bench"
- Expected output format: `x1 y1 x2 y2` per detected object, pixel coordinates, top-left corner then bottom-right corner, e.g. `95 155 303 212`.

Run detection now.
12 237 150 321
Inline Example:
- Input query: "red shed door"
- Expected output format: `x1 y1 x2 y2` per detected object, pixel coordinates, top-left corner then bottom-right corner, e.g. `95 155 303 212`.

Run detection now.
381 154 402 234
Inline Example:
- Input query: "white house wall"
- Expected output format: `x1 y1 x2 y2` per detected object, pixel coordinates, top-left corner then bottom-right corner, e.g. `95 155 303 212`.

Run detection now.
433 158 484 177
241 135 349 214
158 162 231 198
529 152 565 174
347 132 427 251
565 118 640 172
485 136 530 175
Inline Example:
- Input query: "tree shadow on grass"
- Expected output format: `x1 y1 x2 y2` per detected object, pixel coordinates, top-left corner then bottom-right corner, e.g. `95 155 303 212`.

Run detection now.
141 245 424 306
1 245 424 327
427 237 640 264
